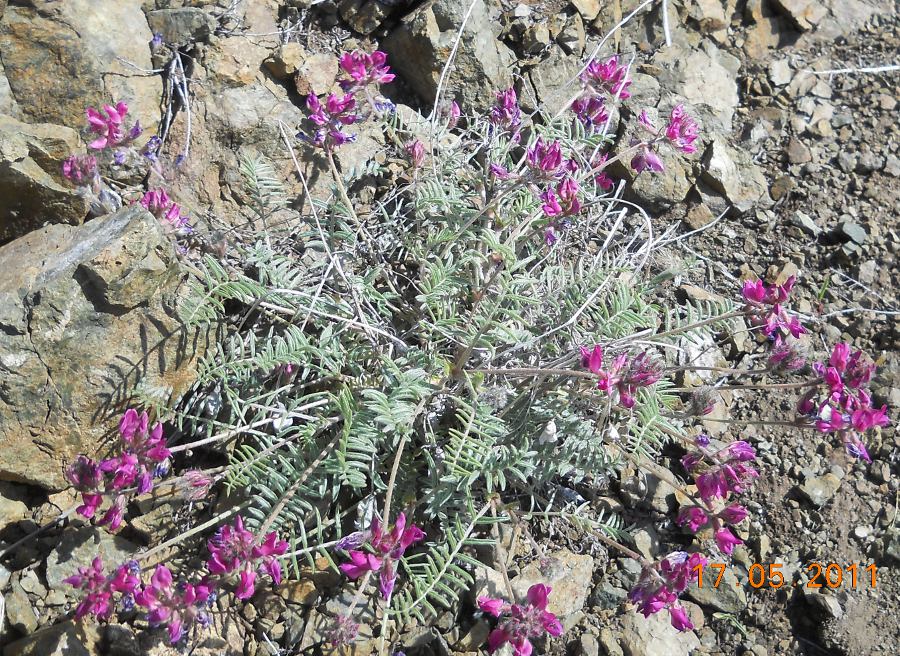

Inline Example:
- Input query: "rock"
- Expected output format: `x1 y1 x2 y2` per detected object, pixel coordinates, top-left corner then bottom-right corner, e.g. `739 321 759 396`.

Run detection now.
796 473 842 507
510 550 593 619
556 12 585 56
382 0 515 110
629 152 692 211
528 46 588 114
654 41 740 130
591 581 628 610
620 610 700 656
46 526 138 591
3 620 101 656
599 628 624 656
579 633 600 656
790 210 820 236
0 1 159 129
0 114 90 245
880 529 900 565
770 0 827 31
204 37 268 88
570 0 600 21
684 203 716 230
339 0 391 34
786 138 812 164
838 221 867 245
146 8 217 45
5 580 37 635
700 137 771 213
685 565 747 613
278 579 320 606
687 0 728 32
0 206 207 489
804 591 843 619
0 487 27 529
769 59 792 86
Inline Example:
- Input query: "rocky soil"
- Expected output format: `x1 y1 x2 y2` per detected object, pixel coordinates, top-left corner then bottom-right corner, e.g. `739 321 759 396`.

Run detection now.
0 1 897 655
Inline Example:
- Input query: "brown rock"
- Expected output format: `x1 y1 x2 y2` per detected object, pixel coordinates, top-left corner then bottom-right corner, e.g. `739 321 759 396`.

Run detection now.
770 0 827 31
0 114 90 244
0 206 208 489
770 175 795 201
0 1 159 129
786 138 811 164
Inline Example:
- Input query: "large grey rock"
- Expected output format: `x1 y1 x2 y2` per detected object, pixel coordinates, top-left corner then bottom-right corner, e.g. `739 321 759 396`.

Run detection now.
146 8 217 45
685 565 747 613
510 549 593 619
3 621 101 656
700 137 772 213
46 526 138 591
770 0 827 31
620 610 700 656
382 0 515 110
0 1 159 129
654 40 740 130
0 114 89 245
0 206 207 489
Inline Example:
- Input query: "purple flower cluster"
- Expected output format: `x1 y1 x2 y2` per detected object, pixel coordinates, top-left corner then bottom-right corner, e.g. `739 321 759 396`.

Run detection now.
580 56 632 99
66 515 288 644
630 105 700 174
629 551 706 631
489 87 522 138
206 515 288 600
86 102 142 151
741 275 805 341
338 512 425 599
301 50 397 149
680 437 759 554
65 409 172 530
62 154 99 186
580 345 663 408
140 188 189 230
478 584 563 655
799 343 890 462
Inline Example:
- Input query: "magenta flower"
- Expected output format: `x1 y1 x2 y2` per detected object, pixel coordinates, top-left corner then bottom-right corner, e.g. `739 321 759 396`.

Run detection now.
580 56 632 99
478 584 563 655
63 556 140 621
62 154 99 185
541 176 581 218
683 440 759 504
592 153 615 191
526 137 564 177
676 506 708 533
714 527 743 554
140 189 189 229
490 87 522 137
326 614 360 647
741 275 805 341
580 345 604 375
135 565 213 644
178 470 213 502
718 504 748 525
405 139 425 167
206 515 288 600
448 100 461 128
97 494 127 531
86 102 140 150
629 551 706 631
630 145 665 174
338 50 395 90
338 512 425 599
572 94 609 130
580 346 661 408
665 105 699 154
489 162 514 180
768 342 806 372
304 92 359 148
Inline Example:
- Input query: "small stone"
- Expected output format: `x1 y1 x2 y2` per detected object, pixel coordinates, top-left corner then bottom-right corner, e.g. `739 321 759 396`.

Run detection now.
796 473 842 507
786 138 812 164
5 580 37 634
620 609 701 656
804 591 843 619
839 221 867 245
684 203 716 230
579 633 600 656
146 8 216 44
770 0 827 31
686 565 747 613
511 550 593 619
853 526 870 539
790 211 820 236
570 0 601 21
769 60 792 86
278 579 319 606
600 628 624 656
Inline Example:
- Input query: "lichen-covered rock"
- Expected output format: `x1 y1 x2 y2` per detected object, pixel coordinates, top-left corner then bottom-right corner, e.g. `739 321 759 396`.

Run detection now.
382 0 515 110
0 114 89 244
700 137 772 213
3 621 102 656
146 7 217 45
0 206 208 489
0 0 159 129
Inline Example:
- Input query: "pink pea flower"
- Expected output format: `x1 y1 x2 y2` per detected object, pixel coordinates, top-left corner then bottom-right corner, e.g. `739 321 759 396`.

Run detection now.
405 139 426 167
676 506 708 533
63 556 140 621
526 137 564 177
303 92 359 148
741 275 806 341
448 100 461 128
178 469 214 502
489 87 522 137
489 162 514 180
589 350 662 408
768 342 806 372
718 504 748 525
135 565 214 644
140 189 190 230
97 494 127 531
665 105 699 154
86 102 140 150
326 614 360 647
338 50 395 90
683 441 759 504
631 144 665 174
62 154 99 185
338 512 425 599
629 551 706 631
714 527 743 554
479 584 563 655
580 345 604 375
206 515 288 600
580 56 632 99
592 153 615 191
541 176 581 218
572 94 609 130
